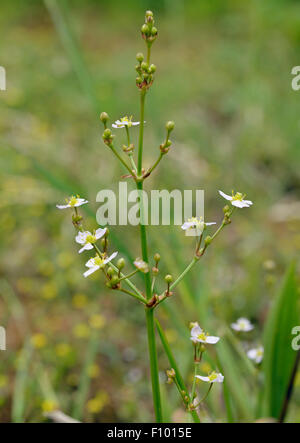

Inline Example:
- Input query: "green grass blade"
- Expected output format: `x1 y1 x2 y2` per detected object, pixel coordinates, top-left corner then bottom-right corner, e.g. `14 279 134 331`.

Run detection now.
262 262 299 420
11 340 33 423
72 330 100 421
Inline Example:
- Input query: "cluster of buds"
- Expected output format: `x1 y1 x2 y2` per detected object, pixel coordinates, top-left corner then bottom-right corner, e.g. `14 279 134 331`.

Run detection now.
135 52 156 90
166 368 176 384
122 143 134 153
141 10 158 45
102 128 114 145
222 204 232 224
160 121 175 153
106 258 126 289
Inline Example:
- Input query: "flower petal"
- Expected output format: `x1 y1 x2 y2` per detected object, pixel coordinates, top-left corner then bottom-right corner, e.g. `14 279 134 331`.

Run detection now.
218 190 233 201
84 266 99 278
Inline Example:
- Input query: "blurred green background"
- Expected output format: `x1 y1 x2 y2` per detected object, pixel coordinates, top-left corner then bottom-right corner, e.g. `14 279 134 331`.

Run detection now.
0 0 299 423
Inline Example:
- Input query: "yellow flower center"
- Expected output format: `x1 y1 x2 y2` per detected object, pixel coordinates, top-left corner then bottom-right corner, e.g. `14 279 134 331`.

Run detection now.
69 196 78 207
188 216 204 229
231 191 245 201
85 235 96 244
120 116 133 127
256 349 263 357
93 256 105 268
208 372 218 382
197 332 208 342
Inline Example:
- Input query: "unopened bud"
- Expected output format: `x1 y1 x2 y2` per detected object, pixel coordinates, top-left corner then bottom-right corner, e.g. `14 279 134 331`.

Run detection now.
166 121 175 132
141 24 149 35
152 267 159 276
223 205 230 213
107 267 114 277
100 112 109 124
164 274 173 284
110 276 119 287
166 368 176 378
154 253 161 263
117 258 125 270
102 128 112 140
151 27 158 36
149 64 156 73
141 61 148 71
136 52 144 62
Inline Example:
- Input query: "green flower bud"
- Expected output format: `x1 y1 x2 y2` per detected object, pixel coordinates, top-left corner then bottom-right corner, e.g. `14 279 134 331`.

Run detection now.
164 274 173 284
166 121 175 131
100 112 109 123
110 276 120 287
151 26 158 36
152 266 159 276
107 267 114 277
149 64 156 73
104 228 109 237
136 76 143 84
136 52 144 62
165 140 172 147
103 128 112 139
223 205 230 213
141 24 149 35
117 258 125 270
154 253 161 263
145 10 154 18
141 61 148 71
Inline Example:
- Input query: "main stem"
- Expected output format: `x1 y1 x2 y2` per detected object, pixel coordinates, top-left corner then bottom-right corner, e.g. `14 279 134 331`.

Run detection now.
137 87 162 422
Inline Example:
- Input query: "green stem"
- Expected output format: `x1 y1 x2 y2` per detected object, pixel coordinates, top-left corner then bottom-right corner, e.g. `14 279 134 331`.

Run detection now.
190 363 198 402
117 287 146 304
137 91 146 175
108 142 133 176
156 319 200 423
136 80 162 422
145 152 164 177
146 308 163 422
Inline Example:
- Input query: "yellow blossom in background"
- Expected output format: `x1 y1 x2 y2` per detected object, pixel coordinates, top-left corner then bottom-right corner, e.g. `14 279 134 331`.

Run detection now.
87 391 108 414
67 373 79 387
165 329 177 344
89 314 105 330
72 293 88 309
57 252 75 269
87 364 100 379
38 261 55 277
31 333 47 349
200 362 212 374
41 282 58 300
55 343 72 358
73 323 90 339
0 375 8 389
41 399 58 413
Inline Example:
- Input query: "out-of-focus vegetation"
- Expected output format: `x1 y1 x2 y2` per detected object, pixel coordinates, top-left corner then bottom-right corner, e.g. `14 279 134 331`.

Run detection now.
0 0 299 423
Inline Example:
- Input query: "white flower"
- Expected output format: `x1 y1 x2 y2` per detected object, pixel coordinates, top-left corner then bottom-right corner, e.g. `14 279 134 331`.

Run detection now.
190 325 220 344
84 252 118 278
196 372 224 383
247 346 264 364
75 228 106 254
112 116 142 128
231 317 254 332
56 195 88 210
181 216 216 233
218 190 253 208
